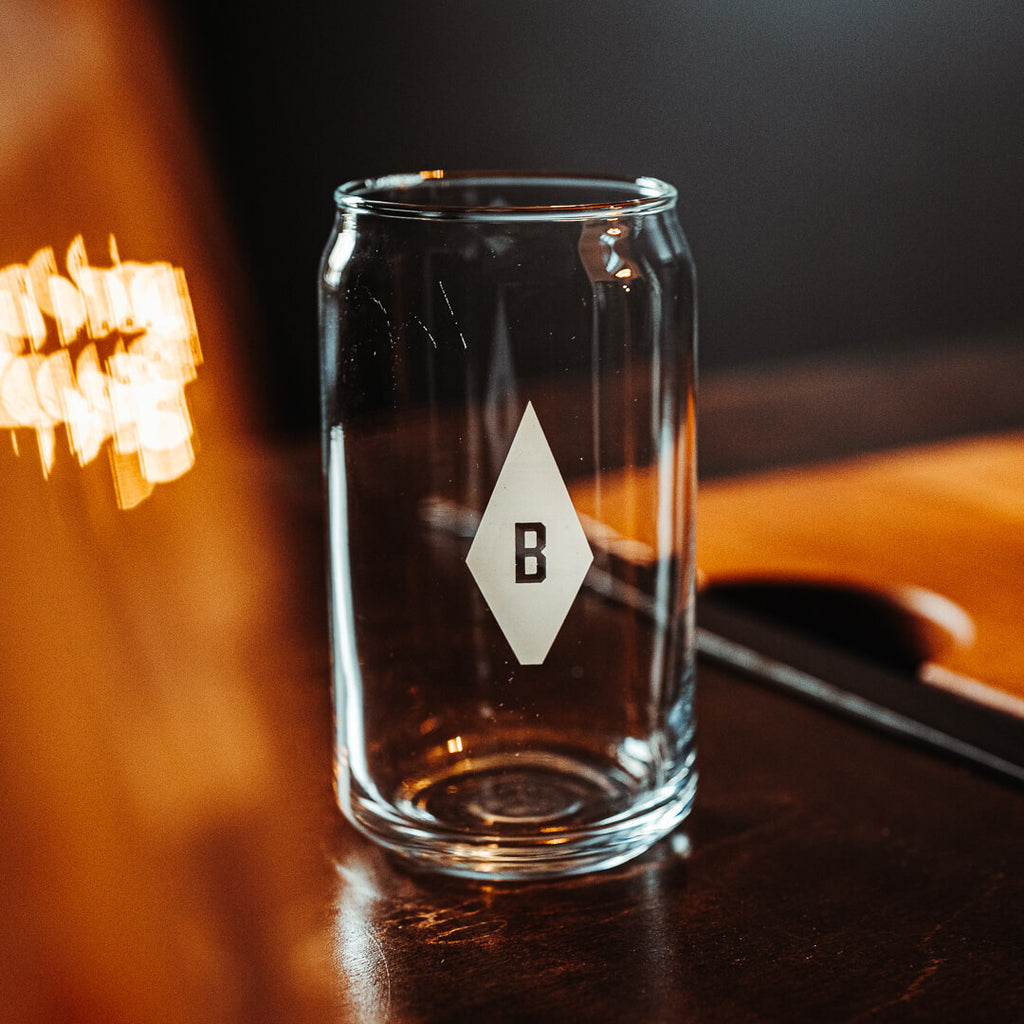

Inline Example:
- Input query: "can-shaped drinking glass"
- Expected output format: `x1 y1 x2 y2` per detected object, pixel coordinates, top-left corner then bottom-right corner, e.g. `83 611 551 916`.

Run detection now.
319 171 697 879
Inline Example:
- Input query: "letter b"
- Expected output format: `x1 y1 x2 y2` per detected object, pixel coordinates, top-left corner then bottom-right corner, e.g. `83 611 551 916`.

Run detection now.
515 522 547 583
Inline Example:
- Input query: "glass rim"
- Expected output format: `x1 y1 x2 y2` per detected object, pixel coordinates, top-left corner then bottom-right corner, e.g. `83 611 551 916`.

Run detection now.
333 170 678 221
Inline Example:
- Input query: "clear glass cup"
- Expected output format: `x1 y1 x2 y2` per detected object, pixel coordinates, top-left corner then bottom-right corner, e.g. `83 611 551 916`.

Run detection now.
319 171 697 879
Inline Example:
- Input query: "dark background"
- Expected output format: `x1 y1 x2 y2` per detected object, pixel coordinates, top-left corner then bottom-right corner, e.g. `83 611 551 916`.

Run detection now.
158 0 1024 435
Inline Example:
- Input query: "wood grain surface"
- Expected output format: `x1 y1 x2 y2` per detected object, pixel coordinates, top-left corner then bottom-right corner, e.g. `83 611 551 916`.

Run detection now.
698 431 1024 708
577 430 1024 709
316 658 1024 1024
267 440 1024 1024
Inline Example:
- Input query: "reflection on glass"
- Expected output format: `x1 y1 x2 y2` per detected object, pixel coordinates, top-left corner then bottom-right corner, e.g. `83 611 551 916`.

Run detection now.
0 235 201 507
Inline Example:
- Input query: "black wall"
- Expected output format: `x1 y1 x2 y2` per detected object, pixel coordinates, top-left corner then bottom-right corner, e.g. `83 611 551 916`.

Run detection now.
161 1 1024 434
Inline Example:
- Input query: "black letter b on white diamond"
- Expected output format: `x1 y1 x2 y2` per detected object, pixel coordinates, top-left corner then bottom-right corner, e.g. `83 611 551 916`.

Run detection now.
466 403 593 665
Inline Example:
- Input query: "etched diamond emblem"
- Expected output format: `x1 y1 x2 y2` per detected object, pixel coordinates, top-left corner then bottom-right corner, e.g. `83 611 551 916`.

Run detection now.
466 402 594 665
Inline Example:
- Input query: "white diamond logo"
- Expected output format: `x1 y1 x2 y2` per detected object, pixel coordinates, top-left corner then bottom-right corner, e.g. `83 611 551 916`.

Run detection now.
466 402 594 665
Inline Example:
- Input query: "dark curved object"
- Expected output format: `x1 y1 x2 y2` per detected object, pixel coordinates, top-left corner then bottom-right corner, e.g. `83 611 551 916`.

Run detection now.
697 583 1024 787
702 580 934 674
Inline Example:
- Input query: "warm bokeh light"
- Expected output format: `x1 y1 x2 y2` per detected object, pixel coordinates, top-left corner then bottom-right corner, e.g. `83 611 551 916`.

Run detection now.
0 235 201 507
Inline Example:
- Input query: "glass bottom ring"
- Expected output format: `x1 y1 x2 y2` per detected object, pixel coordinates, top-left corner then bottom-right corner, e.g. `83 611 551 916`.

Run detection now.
343 748 696 880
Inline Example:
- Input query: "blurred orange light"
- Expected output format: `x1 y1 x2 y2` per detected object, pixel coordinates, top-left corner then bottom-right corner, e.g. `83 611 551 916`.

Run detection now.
0 235 201 507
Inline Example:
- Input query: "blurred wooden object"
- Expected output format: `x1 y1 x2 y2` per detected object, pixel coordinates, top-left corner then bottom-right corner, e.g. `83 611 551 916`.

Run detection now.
697 431 1024 708
0 2 332 1020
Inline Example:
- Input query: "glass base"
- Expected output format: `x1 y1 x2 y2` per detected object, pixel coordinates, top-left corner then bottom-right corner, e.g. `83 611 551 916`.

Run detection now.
342 747 696 880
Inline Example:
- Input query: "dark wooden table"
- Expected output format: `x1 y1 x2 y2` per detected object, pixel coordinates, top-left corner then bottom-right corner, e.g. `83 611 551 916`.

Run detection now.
269 437 1024 1024
3 348 1022 1022
313 655 1024 1023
